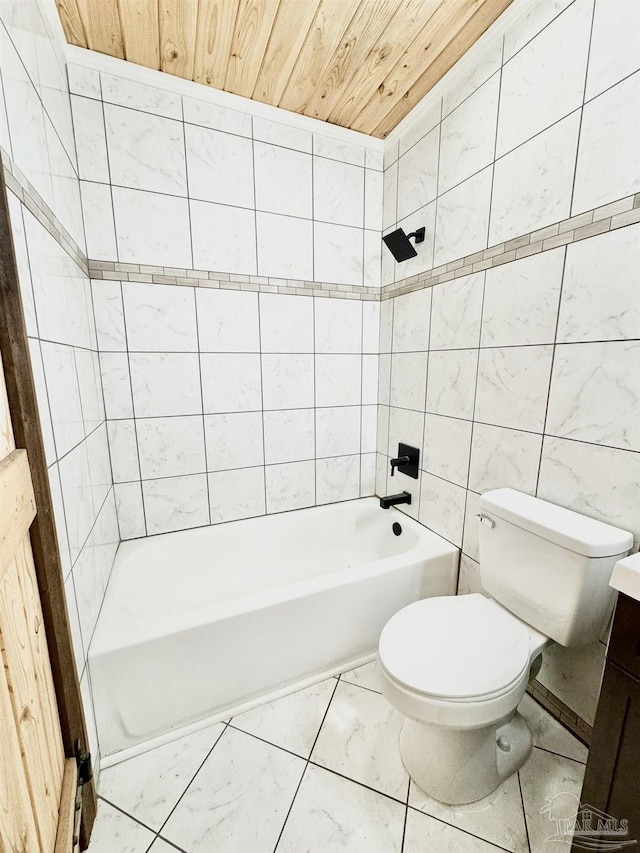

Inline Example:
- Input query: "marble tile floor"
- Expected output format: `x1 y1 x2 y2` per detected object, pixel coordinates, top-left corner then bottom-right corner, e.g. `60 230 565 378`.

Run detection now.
89 661 587 853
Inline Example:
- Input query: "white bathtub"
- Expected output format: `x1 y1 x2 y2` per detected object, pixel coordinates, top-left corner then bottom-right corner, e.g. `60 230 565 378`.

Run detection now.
89 497 458 761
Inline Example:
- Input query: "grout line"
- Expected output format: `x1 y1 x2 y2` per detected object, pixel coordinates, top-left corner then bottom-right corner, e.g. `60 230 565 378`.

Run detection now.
400 780 410 853
517 772 532 853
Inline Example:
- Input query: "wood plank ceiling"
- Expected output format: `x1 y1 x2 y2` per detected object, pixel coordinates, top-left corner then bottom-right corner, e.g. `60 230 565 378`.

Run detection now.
56 0 513 138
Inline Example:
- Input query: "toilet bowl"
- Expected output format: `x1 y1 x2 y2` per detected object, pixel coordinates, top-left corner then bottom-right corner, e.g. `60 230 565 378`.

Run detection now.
378 594 548 804
377 488 633 806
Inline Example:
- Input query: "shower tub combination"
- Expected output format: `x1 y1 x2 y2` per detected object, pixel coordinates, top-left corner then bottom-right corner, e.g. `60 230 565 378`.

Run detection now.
90 497 458 762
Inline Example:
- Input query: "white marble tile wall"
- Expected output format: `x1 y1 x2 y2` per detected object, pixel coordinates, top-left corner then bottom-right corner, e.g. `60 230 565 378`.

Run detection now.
95 282 379 537
379 219 640 725
68 63 383 287
383 0 640 282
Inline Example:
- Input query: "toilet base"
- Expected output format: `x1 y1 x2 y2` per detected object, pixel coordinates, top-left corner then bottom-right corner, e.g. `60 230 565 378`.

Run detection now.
399 711 532 805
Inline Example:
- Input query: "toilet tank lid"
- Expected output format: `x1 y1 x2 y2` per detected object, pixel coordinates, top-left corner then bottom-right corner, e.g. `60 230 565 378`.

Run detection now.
480 489 633 558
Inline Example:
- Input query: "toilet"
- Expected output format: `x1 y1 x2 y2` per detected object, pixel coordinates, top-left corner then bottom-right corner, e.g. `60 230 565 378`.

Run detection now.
378 488 633 805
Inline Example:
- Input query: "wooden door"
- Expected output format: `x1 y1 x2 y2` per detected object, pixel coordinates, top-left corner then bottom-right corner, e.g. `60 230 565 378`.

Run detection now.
0 349 77 851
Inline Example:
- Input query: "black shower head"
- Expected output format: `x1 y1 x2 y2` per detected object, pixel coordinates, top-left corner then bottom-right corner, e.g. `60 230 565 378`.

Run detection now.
382 227 426 262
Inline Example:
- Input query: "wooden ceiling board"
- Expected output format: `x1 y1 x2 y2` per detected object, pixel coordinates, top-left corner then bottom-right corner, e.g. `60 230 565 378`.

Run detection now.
57 0 514 137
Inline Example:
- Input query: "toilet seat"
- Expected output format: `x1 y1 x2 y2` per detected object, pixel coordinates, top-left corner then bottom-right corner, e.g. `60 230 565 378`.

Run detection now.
378 594 531 703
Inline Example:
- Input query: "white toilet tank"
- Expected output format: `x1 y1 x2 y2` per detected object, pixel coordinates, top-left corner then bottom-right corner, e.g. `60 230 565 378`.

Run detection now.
478 489 633 647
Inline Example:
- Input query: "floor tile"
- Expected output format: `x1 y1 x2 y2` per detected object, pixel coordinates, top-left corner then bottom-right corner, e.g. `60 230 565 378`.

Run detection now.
339 660 382 693
276 763 405 852
148 839 184 853
404 807 507 852
99 724 225 831
162 726 305 853
88 800 155 852
408 773 529 852
231 678 336 757
519 748 585 853
311 680 408 801
519 694 588 764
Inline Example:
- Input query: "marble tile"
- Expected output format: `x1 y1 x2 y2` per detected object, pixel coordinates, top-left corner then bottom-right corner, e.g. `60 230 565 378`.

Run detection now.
137 415 205 479
41 342 84 458
75 349 105 433
204 412 264 471
557 224 640 343
361 405 376 454
397 125 439 220
114 482 146 539
105 104 186 195
100 352 133 419
490 111 580 245
265 460 315 514
364 229 382 288
316 454 360 504
340 660 382 693
381 230 396 286
253 117 312 152
362 355 379 405
67 63 100 98
259 293 314 353
88 801 155 853
80 181 118 261
443 41 502 117
232 678 335 757
394 202 436 282
365 169 383 230
100 73 182 119
379 300 393 355
254 141 312 218
387 407 425 459
262 354 314 410
315 354 361 407
27 339 55 465
390 352 428 411
314 222 364 287
92 280 126 352
503 0 573 61
256 212 313 281
99 725 225 830
572 72 640 214
209 466 266 524
435 167 492 267
6 196 35 337
423 414 473 487
46 121 85 249
404 801 509 853
537 436 640 545
360 453 376 496
462 490 481 561
185 123 254 207
384 140 399 169
537 641 606 725
107 420 139 483
148 839 181 853
475 346 553 432
377 404 390 453
311 680 408 800
392 288 431 353
142 473 209 535
59 442 95 564
316 407 361 458
183 96 252 137
263 409 315 464
112 187 192 269
366 147 384 171
363 302 380 354
430 272 484 350
419 472 466 546
426 350 478 420
123 282 197 352
49 464 72 578
586 0 640 99
497 0 592 157
71 95 109 183
277 764 405 853
86 425 113 511
190 200 257 276
482 249 564 347
546 341 640 452
519 748 585 853
314 298 362 354
200 353 262 413
518 695 587 763
314 135 366 166
458 553 483 595
196 288 260 352
64 573 84 674
409 771 529 852
383 162 398 230
468 423 542 494
130 353 201 418
314 157 364 227
439 74 499 194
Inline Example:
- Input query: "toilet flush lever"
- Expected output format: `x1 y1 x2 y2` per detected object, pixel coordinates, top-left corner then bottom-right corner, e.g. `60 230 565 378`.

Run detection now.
475 513 495 529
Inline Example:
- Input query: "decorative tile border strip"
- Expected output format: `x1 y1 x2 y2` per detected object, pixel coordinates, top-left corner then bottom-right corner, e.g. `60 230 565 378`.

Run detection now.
88 261 382 301
528 678 592 747
381 191 640 301
1 148 89 276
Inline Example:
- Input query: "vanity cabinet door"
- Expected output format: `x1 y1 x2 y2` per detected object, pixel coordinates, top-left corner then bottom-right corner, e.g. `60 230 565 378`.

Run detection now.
607 593 640 679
